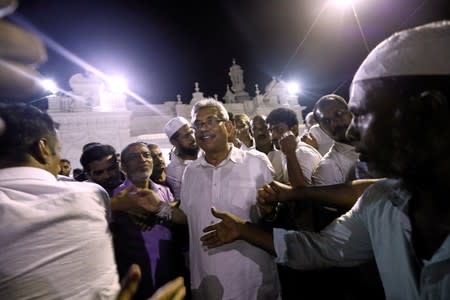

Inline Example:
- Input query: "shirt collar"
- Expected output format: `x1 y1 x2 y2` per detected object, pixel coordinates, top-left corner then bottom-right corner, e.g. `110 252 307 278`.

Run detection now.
333 141 356 153
0 166 57 182
198 144 244 167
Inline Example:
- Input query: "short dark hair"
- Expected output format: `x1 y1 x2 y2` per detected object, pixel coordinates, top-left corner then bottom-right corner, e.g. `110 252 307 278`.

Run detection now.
0 103 58 163
59 158 71 164
266 108 298 128
80 144 117 172
82 142 102 152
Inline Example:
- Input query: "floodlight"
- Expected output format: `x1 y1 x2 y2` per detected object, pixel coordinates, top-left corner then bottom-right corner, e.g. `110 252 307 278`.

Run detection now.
331 0 356 8
40 79 58 93
287 81 301 95
107 75 128 93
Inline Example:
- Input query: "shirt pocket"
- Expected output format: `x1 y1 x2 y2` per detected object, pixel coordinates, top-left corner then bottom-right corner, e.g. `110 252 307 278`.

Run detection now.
227 179 256 211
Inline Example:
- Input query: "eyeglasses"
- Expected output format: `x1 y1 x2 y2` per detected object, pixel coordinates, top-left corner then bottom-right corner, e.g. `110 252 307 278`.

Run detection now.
125 151 152 161
192 117 224 131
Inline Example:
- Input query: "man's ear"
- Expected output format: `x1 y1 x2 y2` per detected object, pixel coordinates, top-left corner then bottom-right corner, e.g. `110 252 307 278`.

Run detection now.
290 124 299 137
31 137 51 164
170 138 178 149
419 90 449 130
224 120 234 134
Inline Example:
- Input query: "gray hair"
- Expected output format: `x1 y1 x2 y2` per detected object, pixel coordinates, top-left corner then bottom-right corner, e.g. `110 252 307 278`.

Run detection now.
191 98 229 123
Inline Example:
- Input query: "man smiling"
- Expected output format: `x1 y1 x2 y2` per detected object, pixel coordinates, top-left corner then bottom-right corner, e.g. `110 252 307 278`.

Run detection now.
153 99 279 299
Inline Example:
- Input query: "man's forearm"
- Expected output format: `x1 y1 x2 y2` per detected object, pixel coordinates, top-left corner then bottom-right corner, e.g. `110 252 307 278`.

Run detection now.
284 179 379 209
285 151 308 187
238 222 276 256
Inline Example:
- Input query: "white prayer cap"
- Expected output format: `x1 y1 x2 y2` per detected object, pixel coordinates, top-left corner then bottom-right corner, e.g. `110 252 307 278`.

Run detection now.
164 117 190 139
353 20 450 82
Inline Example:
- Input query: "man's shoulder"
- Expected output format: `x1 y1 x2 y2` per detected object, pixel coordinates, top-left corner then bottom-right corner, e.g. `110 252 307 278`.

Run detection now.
356 178 403 209
61 180 108 196
235 148 272 169
296 141 322 159
245 148 269 161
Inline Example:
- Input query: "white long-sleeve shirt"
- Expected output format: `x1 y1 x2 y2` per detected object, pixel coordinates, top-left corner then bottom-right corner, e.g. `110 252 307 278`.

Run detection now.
0 167 120 300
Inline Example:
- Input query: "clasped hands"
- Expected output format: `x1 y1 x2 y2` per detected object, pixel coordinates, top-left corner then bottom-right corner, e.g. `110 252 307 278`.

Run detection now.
114 187 176 230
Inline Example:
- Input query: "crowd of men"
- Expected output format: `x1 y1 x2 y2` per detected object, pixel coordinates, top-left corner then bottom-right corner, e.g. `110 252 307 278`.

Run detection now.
0 3 448 299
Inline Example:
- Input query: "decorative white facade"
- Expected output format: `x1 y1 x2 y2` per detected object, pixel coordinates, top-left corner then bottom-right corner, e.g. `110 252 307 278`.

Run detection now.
49 61 306 169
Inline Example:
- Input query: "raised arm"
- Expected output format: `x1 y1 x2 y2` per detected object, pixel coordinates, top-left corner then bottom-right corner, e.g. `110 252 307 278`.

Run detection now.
258 179 380 210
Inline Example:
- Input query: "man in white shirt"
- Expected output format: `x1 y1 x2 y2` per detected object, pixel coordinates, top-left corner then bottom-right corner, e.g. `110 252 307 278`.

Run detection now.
251 115 283 182
266 107 322 187
301 112 334 156
0 103 120 299
200 21 450 300
311 94 359 186
155 99 279 299
164 116 199 200
234 113 255 150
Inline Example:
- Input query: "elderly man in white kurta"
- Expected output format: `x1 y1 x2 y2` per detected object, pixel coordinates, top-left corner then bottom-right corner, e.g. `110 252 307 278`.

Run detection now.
155 99 280 300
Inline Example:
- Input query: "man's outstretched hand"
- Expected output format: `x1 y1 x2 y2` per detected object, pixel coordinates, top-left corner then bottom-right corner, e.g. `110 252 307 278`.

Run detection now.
149 277 186 300
200 208 245 249
116 264 186 300
116 264 141 300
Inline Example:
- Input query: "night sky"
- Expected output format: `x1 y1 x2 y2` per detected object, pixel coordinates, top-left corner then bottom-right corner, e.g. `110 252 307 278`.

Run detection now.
12 0 450 112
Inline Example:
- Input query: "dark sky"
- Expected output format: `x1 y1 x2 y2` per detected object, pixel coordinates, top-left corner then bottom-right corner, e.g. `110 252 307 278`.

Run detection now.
12 0 450 111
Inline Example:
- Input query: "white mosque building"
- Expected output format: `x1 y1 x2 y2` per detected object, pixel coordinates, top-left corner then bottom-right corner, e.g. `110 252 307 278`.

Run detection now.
48 60 307 169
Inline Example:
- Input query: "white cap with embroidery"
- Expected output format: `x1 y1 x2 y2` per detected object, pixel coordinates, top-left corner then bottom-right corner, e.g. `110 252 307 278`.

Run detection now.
164 117 190 139
353 20 450 82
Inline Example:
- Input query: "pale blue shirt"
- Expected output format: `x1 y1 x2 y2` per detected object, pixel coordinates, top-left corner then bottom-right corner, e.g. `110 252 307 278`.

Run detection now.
274 179 450 299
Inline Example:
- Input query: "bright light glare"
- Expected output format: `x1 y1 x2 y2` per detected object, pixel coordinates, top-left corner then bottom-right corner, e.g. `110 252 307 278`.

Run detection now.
107 75 128 93
287 82 301 95
41 79 58 93
331 0 355 8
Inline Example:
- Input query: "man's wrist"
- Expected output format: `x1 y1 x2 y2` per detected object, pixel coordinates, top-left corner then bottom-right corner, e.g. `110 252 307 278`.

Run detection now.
156 201 172 220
